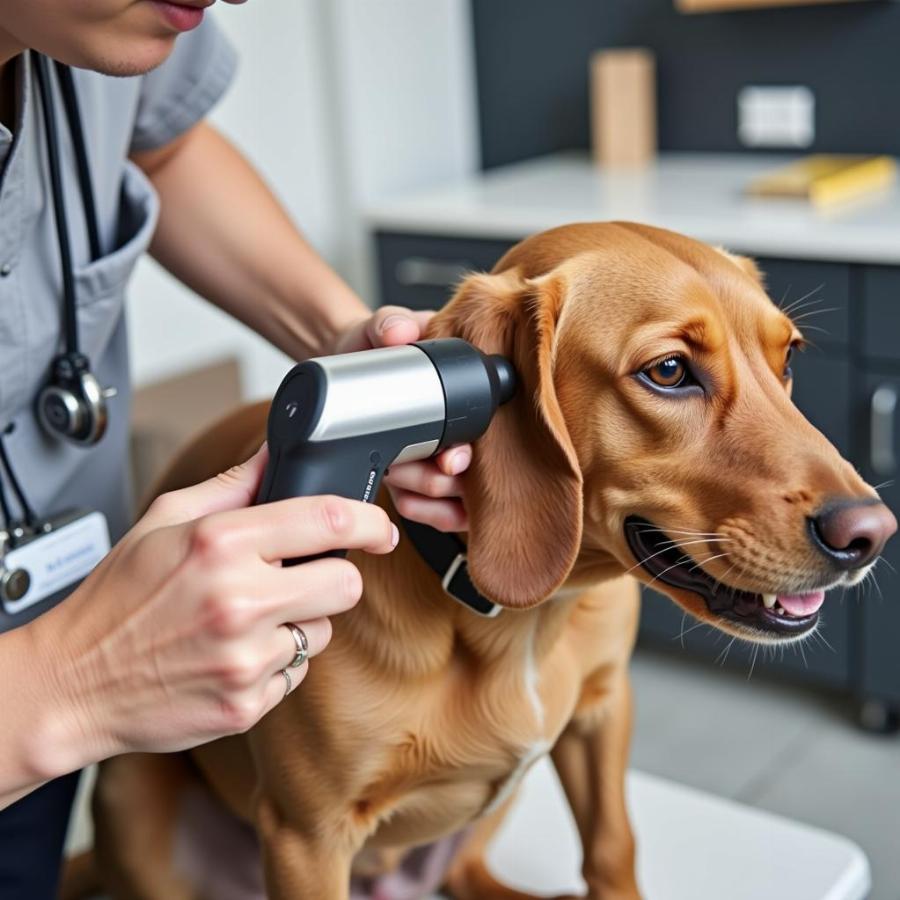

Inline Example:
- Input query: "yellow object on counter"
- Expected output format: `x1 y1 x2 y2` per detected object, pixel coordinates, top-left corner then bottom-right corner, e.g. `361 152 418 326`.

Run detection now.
746 155 897 207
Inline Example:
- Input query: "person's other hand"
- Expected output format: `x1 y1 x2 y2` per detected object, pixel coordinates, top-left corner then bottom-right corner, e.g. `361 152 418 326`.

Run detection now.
332 306 471 533
29 445 397 776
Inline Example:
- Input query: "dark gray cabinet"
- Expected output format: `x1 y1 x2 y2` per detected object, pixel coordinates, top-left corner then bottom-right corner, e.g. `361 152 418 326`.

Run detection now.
376 233 516 312
857 268 900 722
374 231 900 714
862 268 900 365
859 373 900 697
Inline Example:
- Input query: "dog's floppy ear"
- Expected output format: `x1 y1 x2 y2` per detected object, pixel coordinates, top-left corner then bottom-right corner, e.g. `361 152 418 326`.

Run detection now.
426 269 583 609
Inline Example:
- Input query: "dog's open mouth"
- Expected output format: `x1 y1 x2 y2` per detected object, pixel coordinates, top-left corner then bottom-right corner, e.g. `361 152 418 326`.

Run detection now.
624 516 824 637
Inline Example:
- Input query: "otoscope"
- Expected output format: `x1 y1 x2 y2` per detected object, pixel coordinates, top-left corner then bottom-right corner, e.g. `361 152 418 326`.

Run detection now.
256 338 516 563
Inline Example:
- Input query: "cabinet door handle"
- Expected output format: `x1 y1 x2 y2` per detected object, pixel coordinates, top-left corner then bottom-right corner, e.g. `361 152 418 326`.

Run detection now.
871 384 898 476
395 257 471 289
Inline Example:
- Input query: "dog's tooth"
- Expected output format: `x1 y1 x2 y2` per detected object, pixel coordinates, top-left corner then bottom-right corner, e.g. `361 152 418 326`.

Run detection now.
775 607 785 616
762 593 777 609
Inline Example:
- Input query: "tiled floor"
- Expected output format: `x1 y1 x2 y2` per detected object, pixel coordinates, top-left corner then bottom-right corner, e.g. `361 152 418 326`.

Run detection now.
67 646 899 898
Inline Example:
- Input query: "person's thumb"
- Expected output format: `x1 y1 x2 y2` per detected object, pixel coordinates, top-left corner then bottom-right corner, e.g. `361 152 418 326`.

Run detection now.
141 444 270 531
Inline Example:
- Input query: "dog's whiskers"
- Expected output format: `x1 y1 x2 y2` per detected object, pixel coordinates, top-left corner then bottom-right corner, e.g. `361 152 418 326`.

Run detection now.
655 538 732 554
641 553 704 588
797 324 832 337
747 644 761 680
799 337 823 353
781 284 824 312
790 306 839 322
716 557 749 589
785 299 825 318
811 629 835 654
635 525 727 539
688 552 731 574
854 565 883 602
867 564 885 600
781 284 825 315
715 636 738 666
623 538 718 575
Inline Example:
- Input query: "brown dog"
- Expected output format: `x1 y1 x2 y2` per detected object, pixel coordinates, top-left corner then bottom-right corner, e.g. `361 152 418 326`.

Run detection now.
70 222 895 900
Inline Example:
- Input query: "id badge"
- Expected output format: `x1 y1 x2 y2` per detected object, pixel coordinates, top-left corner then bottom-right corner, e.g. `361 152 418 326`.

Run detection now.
1 510 110 615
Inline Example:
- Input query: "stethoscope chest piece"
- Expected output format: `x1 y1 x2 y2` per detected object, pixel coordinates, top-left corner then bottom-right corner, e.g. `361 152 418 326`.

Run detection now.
36 353 115 446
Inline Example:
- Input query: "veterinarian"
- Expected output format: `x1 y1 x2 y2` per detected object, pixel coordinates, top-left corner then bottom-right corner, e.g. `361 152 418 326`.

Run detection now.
0 3 472 897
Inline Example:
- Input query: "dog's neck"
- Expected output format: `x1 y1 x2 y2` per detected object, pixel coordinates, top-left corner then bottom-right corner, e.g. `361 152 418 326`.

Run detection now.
341 496 621 682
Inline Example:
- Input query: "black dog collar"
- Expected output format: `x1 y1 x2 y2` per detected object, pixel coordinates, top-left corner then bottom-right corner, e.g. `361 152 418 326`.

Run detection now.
399 517 500 617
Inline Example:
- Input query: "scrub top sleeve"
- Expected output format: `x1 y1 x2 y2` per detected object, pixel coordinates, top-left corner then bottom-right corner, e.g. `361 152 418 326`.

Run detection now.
129 16 238 153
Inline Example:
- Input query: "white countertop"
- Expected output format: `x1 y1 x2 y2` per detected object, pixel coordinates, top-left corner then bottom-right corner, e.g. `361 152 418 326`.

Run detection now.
365 152 900 265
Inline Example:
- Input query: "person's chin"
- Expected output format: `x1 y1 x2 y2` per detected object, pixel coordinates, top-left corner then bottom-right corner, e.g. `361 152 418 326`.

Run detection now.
76 35 177 78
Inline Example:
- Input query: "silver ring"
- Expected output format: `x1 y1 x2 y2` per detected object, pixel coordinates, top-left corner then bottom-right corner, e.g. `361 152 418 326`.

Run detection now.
281 667 293 699
284 623 309 669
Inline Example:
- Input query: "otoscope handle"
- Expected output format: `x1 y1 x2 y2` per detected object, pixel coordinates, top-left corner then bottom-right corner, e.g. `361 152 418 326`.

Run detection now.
257 425 439 566
256 439 395 566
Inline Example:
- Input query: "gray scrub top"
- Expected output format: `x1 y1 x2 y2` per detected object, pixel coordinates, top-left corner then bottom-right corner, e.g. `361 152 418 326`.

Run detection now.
0 20 236 631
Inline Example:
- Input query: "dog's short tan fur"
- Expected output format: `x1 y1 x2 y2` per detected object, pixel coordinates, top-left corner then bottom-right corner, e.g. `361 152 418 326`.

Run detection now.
71 223 888 900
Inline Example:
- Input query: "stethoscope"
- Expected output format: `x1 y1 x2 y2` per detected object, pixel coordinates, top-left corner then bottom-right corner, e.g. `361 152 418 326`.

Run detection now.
0 55 116 605
30 53 115 447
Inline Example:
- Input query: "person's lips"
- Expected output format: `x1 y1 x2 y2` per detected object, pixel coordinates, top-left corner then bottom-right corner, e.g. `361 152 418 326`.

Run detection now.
148 0 212 32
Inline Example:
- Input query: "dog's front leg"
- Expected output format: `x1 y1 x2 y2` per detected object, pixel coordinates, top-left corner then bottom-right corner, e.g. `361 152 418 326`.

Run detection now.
256 796 354 900
446 793 571 900
551 669 641 900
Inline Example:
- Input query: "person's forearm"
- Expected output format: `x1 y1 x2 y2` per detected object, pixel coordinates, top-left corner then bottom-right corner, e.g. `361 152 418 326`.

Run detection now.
0 620 52 808
132 122 369 360
0 613 98 810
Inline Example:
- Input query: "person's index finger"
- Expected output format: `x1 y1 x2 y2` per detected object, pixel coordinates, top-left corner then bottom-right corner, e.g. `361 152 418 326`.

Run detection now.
213 495 398 562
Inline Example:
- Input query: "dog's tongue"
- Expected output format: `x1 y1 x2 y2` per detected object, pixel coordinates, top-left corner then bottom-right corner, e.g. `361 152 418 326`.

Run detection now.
777 590 826 617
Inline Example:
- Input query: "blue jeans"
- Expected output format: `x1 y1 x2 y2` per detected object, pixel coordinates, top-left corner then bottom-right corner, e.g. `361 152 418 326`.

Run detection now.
0 771 80 899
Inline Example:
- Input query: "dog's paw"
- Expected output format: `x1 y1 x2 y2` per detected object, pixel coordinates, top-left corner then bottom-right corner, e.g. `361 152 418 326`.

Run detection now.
443 858 549 900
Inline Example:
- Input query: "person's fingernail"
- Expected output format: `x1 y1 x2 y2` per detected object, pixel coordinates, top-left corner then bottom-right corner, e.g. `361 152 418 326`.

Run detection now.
390 523 400 547
450 448 472 475
378 315 410 335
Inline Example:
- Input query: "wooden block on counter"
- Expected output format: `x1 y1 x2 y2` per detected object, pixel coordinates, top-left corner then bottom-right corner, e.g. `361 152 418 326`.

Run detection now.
590 48 656 169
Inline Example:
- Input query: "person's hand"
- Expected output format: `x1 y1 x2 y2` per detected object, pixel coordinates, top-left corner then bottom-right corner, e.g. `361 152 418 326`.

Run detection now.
333 305 471 532
27 445 397 778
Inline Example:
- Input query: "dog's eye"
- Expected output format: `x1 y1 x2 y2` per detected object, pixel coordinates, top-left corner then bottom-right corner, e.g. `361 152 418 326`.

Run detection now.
784 343 799 380
645 356 688 388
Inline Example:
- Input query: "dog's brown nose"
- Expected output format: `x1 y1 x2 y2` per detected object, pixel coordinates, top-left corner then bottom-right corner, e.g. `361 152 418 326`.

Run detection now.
811 501 897 570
